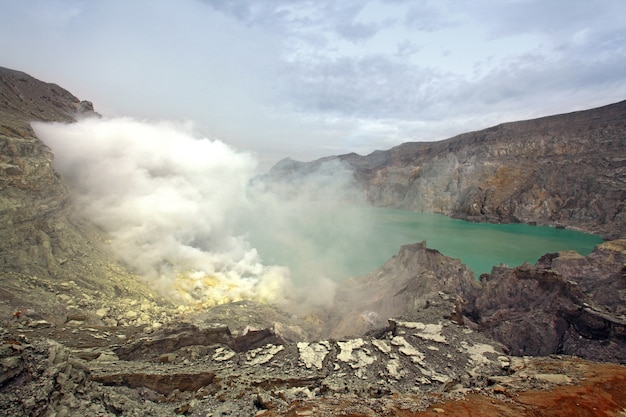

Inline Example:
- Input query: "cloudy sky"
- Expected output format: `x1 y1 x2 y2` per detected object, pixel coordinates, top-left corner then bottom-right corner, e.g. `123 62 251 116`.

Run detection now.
2 0 625 170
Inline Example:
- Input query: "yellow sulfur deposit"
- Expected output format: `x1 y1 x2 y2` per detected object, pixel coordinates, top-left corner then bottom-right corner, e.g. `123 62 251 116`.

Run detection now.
171 270 268 307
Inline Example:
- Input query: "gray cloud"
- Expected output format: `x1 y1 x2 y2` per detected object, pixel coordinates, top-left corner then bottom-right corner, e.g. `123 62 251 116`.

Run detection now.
335 21 380 42
283 55 442 119
404 3 459 32
2 0 625 166
477 0 625 39
199 0 387 44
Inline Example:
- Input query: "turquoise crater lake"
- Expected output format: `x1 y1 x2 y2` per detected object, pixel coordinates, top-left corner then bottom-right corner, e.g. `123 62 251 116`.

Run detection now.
247 206 603 283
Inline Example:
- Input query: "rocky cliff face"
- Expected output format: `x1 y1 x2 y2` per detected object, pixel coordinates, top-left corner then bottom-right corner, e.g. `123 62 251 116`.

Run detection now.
465 240 626 362
268 101 626 238
0 67 176 328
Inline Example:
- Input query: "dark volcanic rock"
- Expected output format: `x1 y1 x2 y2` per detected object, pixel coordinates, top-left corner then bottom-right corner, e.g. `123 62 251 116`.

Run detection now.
192 299 322 342
267 100 626 238
91 367 217 396
326 239 626 364
465 240 626 363
0 329 181 416
115 322 232 361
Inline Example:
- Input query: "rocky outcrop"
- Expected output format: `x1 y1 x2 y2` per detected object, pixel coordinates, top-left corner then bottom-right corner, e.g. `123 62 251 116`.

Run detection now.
0 328 193 416
325 239 625 364
267 100 626 238
0 67 175 328
0 66 93 214
465 240 626 362
1 313 511 416
326 241 480 338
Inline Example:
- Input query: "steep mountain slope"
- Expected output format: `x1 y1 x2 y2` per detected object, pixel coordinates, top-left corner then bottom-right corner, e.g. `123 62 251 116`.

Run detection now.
269 101 626 238
0 67 173 326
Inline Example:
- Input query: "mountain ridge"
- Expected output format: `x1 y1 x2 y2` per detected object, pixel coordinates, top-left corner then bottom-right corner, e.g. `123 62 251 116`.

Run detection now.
269 99 626 239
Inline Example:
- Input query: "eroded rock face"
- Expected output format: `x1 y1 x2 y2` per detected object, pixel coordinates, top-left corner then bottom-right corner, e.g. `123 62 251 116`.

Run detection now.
115 322 232 361
267 100 626 239
0 66 94 226
326 241 480 338
0 67 175 329
1 313 509 416
0 329 194 416
464 240 626 362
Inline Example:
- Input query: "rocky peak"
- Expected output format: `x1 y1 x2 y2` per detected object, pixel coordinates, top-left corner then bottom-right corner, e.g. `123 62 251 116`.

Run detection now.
326 241 479 338
0 67 96 127
0 66 98 197
0 68 173 330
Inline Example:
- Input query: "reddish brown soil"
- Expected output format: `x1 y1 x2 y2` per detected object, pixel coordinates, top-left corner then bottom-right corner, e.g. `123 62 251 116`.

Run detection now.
417 363 626 417
262 358 626 417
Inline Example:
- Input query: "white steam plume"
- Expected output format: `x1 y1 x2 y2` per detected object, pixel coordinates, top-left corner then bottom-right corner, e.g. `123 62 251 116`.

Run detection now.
34 117 369 310
35 117 290 306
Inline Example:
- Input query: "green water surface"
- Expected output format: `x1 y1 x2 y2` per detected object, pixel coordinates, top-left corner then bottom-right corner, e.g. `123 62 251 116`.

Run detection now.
367 208 603 277
248 206 603 282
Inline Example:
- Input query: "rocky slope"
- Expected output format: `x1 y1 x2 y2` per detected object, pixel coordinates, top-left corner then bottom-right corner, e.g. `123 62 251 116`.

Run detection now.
0 320 598 416
268 100 626 238
0 66 178 329
2 67 626 416
2 241 625 416
325 241 480 339
465 240 626 362
325 240 626 364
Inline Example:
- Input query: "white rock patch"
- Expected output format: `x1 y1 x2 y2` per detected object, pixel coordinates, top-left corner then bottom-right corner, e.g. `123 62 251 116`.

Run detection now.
245 344 284 366
297 341 330 370
391 336 425 364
